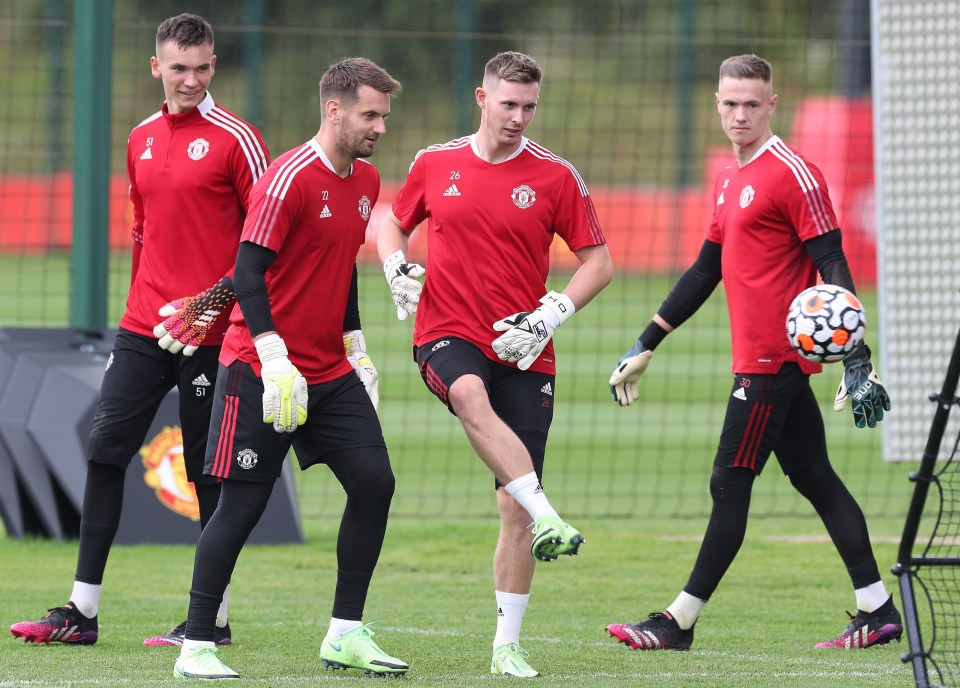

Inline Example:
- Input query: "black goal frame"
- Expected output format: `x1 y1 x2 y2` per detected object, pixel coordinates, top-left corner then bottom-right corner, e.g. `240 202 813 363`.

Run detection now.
894 321 960 688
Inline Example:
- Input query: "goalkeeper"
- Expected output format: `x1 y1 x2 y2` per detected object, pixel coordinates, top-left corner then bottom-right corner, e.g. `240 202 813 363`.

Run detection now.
606 53 899 654
10 13 268 650
171 57 407 681
377 51 612 678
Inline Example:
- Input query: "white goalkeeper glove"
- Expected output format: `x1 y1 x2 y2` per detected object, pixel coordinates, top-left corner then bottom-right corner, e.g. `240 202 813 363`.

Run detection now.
609 339 654 407
491 291 575 371
255 334 308 433
344 329 379 410
383 250 425 321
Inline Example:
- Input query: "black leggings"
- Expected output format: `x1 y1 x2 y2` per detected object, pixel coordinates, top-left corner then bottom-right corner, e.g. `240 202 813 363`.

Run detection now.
683 462 881 601
74 463 222 584
184 446 395 642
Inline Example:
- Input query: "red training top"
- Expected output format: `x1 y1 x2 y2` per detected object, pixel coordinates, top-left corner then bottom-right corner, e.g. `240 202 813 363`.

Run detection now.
391 135 605 375
122 92 269 346
221 138 379 384
706 136 838 375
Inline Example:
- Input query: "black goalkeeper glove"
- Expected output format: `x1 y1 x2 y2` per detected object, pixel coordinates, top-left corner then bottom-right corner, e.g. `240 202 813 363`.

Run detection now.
833 345 891 429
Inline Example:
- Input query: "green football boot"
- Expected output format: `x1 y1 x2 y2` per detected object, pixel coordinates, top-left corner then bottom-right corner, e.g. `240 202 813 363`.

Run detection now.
173 643 239 680
490 643 540 678
530 514 585 561
320 624 408 677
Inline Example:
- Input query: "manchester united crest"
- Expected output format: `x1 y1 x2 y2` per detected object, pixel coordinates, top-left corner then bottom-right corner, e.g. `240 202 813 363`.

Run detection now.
140 426 199 521
187 137 210 161
237 448 258 470
511 184 536 209
358 195 372 221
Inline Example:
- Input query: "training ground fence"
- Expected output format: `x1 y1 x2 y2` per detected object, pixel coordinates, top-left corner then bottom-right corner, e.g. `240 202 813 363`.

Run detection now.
895 320 960 688
0 0 956 524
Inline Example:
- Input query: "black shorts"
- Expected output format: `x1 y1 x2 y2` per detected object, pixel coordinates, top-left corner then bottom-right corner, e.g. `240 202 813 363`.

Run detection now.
714 362 828 475
204 361 385 482
415 337 554 488
88 328 220 484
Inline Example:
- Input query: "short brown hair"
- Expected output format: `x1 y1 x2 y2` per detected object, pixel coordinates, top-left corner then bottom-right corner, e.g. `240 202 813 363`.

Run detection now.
484 51 542 85
719 54 772 85
156 13 214 52
320 57 402 109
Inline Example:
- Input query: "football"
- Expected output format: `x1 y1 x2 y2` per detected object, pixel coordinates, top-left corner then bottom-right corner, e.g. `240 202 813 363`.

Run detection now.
785 284 866 363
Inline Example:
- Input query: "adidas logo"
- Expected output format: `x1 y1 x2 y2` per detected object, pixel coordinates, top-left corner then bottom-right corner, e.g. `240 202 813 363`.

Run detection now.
533 483 544 494
497 607 504 617
140 148 153 160
540 382 553 396
442 184 461 197
732 387 747 401
319 205 332 218
192 373 212 387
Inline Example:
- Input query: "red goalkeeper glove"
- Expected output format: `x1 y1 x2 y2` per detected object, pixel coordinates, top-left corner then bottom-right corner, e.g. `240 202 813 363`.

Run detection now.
153 277 235 356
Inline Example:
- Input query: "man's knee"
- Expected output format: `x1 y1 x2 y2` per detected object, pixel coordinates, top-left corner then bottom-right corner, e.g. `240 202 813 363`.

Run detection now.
369 465 396 503
448 374 490 421
343 447 395 503
88 420 140 468
788 461 841 499
709 466 754 504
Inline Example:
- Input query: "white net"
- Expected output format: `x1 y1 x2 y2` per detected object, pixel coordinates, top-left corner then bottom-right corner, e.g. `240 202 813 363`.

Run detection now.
873 0 960 461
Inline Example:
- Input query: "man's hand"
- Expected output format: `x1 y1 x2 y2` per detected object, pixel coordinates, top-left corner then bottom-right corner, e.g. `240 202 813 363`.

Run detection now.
834 346 890 428
256 334 308 433
344 330 379 410
383 250 425 321
153 278 234 356
609 340 654 407
492 291 575 371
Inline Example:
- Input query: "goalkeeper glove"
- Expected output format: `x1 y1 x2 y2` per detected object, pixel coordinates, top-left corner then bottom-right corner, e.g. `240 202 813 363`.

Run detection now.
383 250 425 321
609 339 654 407
833 345 891 428
344 329 379 410
153 277 234 356
256 334 308 433
491 291 576 371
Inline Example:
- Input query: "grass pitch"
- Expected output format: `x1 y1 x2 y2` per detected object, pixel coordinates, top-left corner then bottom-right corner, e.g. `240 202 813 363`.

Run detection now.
0 255 921 686
1 517 912 687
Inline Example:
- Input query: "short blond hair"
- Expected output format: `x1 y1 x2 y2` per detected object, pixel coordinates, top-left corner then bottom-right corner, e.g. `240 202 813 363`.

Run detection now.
483 51 542 85
719 54 772 85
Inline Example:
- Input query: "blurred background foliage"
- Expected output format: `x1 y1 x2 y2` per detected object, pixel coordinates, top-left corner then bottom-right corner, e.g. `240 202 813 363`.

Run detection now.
0 0 865 185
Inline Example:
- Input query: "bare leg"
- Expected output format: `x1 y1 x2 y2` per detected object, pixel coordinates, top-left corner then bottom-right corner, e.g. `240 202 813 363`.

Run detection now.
448 374 536 484
494 488 536 594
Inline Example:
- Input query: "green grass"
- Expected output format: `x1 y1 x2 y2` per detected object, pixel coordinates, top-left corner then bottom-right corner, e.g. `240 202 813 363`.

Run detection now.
1 518 914 687
0 253 929 686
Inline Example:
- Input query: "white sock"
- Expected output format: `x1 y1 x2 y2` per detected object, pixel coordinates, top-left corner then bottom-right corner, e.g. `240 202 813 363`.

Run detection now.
216 585 230 628
327 617 362 639
666 591 705 630
855 582 890 613
70 582 100 619
493 591 529 648
180 638 214 656
504 472 557 521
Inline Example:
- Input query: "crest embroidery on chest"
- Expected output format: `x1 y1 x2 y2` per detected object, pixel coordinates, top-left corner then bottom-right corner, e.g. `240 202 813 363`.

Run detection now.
511 184 536 209
358 195 372 221
187 138 210 161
